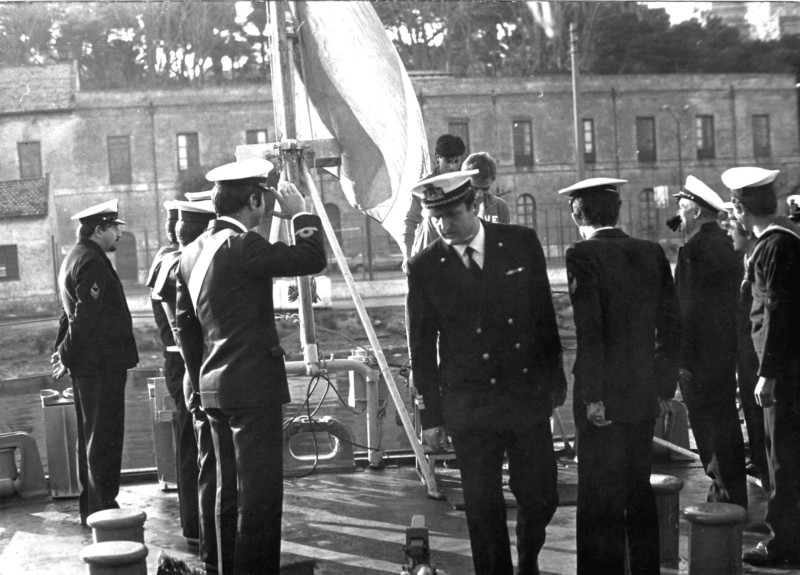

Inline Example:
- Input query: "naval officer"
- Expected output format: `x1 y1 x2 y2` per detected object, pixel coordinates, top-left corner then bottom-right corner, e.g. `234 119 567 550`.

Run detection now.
153 199 217 571
406 170 567 575
52 199 138 525
175 159 326 574
673 175 748 509
561 178 680 574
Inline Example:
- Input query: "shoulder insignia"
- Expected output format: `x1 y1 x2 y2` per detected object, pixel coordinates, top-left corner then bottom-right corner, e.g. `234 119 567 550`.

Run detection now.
90 282 101 300
295 226 319 239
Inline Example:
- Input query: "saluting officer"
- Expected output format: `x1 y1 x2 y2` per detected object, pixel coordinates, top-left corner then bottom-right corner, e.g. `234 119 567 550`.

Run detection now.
153 199 217 571
723 167 800 567
175 159 326 574
673 175 748 509
406 170 567 575
561 178 680 574
52 199 138 525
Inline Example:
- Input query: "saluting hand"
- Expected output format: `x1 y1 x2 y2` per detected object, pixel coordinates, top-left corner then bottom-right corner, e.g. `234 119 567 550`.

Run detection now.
754 377 777 408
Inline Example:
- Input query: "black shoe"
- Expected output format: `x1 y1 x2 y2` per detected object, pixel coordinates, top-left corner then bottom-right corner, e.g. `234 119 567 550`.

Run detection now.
743 542 800 566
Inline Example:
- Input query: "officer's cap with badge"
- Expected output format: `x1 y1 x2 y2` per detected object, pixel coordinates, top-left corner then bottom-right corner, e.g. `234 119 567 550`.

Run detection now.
71 199 126 226
164 200 178 222
206 158 274 184
673 175 726 213
558 177 627 200
721 166 780 199
174 199 216 223
411 169 479 214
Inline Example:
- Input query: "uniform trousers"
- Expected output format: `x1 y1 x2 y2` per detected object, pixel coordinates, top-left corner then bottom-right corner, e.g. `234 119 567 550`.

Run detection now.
737 363 769 489
762 379 800 558
71 371 126 523
194 410 219 573
163 352 199 540
577 419 659 575
206 404 284 575
680 377 748 508
450 419 558 575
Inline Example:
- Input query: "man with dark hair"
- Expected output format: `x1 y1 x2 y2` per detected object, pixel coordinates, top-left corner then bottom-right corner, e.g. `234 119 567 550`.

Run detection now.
403 134 466 260
673 174 748 509
153 199 217 572
51 199 138 526
561 177 680 574
407 170 566 575
462 152 510 224
723 167 800 567
175 158 326 574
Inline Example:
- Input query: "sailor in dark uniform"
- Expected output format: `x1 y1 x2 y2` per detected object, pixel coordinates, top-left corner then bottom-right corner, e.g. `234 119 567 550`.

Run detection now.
406 170 567 575
175 159 326 574
723 167 800 567
153 199 217 571
561 178 680 574
52 199 138 525
673 175 748 509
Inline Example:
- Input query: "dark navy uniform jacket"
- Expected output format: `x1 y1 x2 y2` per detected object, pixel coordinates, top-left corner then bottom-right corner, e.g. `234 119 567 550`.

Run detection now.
566 228 680 424
747 225 800 381
175 216 326 410
54 238 138 376
407 222 567 431
675 221 741 384
146 245 179 352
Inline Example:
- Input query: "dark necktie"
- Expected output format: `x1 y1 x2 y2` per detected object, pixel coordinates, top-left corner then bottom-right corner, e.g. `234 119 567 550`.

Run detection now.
465 246 482 283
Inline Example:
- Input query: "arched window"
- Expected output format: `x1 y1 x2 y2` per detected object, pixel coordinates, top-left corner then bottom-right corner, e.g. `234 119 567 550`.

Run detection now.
516 194 537 228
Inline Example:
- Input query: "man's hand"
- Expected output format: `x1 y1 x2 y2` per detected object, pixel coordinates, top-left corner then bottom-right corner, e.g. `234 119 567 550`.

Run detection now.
51 351 67 380
270 181 308 217
586 401 612 427
658 398 671 418
754 377 777 408
421 426 450 454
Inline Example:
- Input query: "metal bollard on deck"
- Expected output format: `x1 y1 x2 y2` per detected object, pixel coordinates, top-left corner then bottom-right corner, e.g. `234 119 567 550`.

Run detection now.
650 473 684 568
87 509 147 544
79 540 148 575
682 502 748 575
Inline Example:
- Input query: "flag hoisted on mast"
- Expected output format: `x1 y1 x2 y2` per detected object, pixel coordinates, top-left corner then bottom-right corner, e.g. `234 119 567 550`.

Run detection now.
291 1 430 249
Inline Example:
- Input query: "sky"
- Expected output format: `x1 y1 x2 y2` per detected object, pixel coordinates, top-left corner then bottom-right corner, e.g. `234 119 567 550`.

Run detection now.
644 2 712 24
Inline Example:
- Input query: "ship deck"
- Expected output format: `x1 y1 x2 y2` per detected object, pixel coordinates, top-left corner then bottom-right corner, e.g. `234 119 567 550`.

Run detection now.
1 448 796 574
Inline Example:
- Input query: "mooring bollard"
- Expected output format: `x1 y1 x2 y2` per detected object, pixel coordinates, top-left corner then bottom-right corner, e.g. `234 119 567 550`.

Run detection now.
79 540 148 575
650 473 684 568
682 502 748 575
87 509 147 544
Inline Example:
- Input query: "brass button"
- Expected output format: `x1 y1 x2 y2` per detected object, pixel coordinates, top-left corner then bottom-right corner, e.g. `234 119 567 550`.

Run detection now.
515 343 522 350
522 368 529 374
507 318 514 325
476 328 482 334
482 353 490 360
490 378 498 385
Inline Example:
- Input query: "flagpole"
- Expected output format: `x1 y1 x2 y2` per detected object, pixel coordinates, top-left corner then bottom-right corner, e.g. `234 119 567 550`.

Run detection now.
270 0 320 372
570 22 585 180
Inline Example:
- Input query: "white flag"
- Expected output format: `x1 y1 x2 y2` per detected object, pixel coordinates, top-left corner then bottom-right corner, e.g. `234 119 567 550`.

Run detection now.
293 1 430 249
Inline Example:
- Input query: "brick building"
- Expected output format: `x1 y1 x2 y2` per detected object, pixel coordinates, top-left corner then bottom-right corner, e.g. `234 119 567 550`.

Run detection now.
1 63 798 314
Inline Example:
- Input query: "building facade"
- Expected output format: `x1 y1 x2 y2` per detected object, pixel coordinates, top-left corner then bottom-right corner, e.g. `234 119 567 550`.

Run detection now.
1 63 798 313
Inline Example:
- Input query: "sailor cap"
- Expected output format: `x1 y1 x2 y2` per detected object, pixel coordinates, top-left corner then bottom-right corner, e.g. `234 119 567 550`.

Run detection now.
185 189 214 202
174 199 216 223
721 167 779 191
164 200 179 221
71 199 126 226
674 175 726 213
411 169 479 209
205 158 274 183
558 177 627 197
